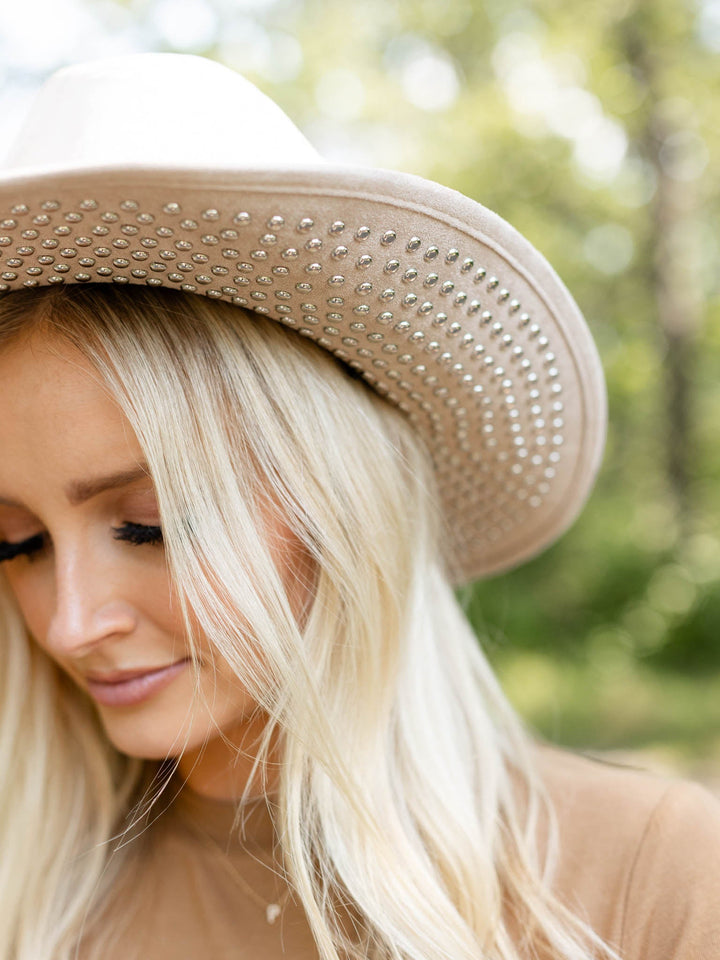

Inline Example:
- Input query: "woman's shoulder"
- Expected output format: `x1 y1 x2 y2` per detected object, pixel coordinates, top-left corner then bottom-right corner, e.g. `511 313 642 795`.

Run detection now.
534 743 720 959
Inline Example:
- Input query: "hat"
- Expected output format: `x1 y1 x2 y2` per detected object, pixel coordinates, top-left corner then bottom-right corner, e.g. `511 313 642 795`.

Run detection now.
0 53 606 583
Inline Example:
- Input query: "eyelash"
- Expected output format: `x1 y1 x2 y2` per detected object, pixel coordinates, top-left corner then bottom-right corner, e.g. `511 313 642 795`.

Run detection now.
0 523 164 564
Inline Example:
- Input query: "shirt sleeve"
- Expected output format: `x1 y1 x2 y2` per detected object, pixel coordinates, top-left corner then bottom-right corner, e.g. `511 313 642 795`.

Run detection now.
620 779 720 959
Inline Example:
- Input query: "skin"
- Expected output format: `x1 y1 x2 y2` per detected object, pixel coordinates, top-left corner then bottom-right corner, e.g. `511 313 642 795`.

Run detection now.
0 328 312 800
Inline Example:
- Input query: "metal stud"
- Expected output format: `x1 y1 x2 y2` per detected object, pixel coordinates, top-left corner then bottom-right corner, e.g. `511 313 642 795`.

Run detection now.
381 230 396 245
406 237 422 252
461 258 474 272
424 246 439 262
298 218 314 231
356 255 373 268
329 220 345 234
355 226 371 240
332 246 348 259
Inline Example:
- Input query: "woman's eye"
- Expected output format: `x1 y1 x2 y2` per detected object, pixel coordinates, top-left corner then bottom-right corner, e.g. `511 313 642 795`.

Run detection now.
0 532 46 564
112 522 164 547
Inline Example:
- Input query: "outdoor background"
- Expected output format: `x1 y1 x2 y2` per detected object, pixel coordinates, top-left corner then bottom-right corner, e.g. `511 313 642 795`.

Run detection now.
2 0 718 783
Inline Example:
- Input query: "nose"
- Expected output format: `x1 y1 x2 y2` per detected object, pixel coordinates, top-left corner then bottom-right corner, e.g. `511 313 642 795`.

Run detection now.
45 548 138 657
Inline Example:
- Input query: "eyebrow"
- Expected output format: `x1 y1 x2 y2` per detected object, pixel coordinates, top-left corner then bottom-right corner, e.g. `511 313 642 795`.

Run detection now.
0 463 152 509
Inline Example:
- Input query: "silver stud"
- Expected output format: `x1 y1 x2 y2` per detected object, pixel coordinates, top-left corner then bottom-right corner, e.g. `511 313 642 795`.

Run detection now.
282 248 298 259
381 230 396 245
16 246 33 256
424 246 439 261
306 262 322 273
121 224 139 236
306 238 323 251
251 250 268 260
11 204 28 215
202 208 220 221
446 249 460 263
403 293 418 306
257 275 272 285
355 226 371 240
509 299 521 312
234 212 252 225
272 265 289 276
329 220 345 234
356 255 373 268
481 311 493 324
473 268 486 282
519 313 531 327
332 245 348 259
384 259 400 273
156 226 174 238
80 199 98 211
21 229 38 239
448 322 462 336
424 274 439 287
418 301 433 315
432 313 448 326
222 248 239 259
329 275 345 285
378 311 393 324
0 237 11 247
296 281 313 292
468 300 481 315
350 321 366 331
261 233 277 245
112 238 130 249
201 235 219 246
327 296 344 305
180 219 198 231
54 226 71 237
460 258 474 272
486 276 499 290
64 212 82 223
163 202 181 215
440 281 455 295
133 251 149 262
298 218 314 231
406 237 421 252
137 213 155 225
403 268 418 282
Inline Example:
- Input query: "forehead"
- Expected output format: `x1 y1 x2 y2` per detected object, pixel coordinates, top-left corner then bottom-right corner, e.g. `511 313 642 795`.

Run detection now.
0 330 141 501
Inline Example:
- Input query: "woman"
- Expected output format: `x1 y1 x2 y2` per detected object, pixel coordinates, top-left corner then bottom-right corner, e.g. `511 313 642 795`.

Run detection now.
0 54 718 960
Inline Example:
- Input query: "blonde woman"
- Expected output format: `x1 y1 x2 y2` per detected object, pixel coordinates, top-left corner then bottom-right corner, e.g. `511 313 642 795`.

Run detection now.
0 55 718 960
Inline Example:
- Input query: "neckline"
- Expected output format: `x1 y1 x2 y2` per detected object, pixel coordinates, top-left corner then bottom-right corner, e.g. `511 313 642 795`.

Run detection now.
168 781 279 853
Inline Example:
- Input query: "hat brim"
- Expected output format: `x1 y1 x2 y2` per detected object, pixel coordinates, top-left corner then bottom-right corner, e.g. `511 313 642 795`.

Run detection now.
0 163 606 582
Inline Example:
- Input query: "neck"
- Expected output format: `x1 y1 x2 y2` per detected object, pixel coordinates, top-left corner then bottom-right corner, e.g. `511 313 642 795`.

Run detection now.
176 711 280 801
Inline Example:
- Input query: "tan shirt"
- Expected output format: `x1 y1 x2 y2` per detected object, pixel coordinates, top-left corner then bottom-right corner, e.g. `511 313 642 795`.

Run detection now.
79 747 720 959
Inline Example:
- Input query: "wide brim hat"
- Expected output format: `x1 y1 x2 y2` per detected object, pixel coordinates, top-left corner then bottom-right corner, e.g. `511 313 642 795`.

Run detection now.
0 53 606 583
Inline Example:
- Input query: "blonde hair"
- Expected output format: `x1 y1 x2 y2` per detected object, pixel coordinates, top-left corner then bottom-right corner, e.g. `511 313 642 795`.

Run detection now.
0 286 617 960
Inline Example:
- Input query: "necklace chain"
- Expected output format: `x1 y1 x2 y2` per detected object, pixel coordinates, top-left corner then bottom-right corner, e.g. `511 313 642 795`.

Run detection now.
184 818 292 925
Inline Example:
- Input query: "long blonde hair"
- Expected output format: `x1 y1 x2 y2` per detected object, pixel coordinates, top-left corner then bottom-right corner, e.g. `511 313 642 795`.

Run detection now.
0 286 616 960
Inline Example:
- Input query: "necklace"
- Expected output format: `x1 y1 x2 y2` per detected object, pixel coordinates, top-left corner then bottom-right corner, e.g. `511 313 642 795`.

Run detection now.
184 817 293 925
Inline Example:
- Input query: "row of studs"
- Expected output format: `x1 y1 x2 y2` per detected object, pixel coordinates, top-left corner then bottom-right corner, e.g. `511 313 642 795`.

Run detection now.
0 206 566 513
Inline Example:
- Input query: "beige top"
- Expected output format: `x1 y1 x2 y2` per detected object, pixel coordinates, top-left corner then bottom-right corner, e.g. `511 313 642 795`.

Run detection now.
79 746 720 959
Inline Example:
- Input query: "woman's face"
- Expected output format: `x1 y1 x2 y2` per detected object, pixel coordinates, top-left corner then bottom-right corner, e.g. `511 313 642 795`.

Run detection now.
0 327 309 795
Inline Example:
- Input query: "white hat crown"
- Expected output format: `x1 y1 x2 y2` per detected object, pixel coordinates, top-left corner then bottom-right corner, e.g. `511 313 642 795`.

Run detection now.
3 53 322 175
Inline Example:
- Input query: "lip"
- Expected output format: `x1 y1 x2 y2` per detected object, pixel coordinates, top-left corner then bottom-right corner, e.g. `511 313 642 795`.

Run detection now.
85 658 190 707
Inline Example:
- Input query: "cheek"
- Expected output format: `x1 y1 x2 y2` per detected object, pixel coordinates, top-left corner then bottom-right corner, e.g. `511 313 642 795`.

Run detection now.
2 567 54 647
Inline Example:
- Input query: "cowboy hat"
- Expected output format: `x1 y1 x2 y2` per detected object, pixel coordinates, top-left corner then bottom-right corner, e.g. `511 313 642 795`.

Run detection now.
0 53 606 582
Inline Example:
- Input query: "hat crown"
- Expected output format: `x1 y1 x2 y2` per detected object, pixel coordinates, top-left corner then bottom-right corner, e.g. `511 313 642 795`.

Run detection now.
3 53 322 174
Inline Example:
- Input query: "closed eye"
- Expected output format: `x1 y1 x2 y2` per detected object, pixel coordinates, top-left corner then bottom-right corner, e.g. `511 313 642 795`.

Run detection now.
0 523 163 564
0 533 46 563
112 522 163 547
